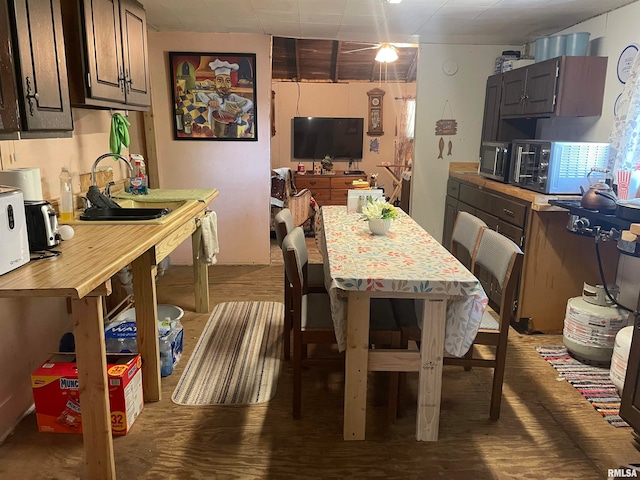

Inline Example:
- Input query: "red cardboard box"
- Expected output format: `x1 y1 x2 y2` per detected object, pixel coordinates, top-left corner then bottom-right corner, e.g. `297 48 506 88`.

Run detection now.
31 353 144 435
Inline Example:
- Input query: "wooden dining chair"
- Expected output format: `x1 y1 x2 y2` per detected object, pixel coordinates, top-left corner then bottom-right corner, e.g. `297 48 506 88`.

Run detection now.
282 226 401 420
274 208 325 361
392 227 523 420
451 211 488 269
394 211 487 348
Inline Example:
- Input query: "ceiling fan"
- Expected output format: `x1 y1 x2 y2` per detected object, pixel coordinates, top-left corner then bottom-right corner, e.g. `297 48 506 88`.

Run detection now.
343 42 417 63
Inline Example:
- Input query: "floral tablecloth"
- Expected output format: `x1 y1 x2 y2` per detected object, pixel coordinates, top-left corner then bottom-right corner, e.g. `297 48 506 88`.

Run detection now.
316 206 488 356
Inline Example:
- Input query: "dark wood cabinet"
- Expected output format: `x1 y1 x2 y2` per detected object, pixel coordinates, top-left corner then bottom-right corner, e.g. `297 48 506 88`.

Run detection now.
1 0 73 137
500 56 607 119
480 74 502 142
621 303 640 449
0 0 19 135
61 0 150 110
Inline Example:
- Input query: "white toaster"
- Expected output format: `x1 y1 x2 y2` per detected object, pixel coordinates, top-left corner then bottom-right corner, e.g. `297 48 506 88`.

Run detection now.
0 186 30 275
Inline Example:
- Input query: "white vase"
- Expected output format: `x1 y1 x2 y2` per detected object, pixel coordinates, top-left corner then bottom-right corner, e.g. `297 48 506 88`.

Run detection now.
368 218 392 235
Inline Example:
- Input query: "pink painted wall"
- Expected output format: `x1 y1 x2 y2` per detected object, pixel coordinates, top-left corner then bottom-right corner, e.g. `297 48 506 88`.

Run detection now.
147 32 273 266
270 82 416 192
0 108 144 442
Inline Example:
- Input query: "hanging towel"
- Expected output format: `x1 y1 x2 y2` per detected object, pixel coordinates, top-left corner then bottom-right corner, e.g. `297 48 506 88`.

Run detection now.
201 211 219 265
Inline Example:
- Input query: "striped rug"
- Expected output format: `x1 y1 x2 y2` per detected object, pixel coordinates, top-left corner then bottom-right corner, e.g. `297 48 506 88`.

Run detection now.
172 301 284 406
536 346 629 427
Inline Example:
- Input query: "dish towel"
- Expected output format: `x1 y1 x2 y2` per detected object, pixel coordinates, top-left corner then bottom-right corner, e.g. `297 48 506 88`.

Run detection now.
201 211 219 265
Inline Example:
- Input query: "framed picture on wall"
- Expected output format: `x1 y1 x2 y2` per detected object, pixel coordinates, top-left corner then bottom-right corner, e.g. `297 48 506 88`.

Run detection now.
169 52 257 141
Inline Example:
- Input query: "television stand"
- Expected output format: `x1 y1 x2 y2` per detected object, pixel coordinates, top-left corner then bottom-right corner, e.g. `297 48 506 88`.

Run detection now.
294 171 368 206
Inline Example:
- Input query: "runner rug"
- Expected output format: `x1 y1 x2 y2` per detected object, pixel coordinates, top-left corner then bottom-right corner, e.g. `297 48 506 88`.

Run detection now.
536 346 629 427
172 301 284 406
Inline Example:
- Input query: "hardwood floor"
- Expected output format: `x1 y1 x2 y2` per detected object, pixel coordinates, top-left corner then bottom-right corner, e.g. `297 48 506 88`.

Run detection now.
1 246 639 479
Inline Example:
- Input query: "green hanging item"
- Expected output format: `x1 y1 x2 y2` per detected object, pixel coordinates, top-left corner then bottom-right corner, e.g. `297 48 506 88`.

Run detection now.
109 112 131 157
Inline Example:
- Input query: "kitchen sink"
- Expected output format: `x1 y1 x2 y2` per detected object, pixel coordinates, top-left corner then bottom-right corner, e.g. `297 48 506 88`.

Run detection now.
67 198 196 225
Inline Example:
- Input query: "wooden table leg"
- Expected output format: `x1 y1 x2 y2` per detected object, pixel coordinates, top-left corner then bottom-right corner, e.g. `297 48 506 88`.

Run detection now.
131 248 161 402
72 295 116 480
192 225 210 313
344 293 370 440
416 298 447 441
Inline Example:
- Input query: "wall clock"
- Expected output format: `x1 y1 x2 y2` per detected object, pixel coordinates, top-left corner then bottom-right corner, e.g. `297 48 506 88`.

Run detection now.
367 88 385 136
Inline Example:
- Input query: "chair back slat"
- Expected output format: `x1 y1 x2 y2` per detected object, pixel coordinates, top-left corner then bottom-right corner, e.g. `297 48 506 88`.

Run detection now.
274 208 294 248
451 212 487 267
282 227 308 294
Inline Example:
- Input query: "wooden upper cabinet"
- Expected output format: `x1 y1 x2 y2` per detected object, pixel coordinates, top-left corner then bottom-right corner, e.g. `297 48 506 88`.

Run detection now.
61 0 150 110
0 0 19 135
480 73 502 142
119 0 149 107
500 56 607 119
1 0 73 135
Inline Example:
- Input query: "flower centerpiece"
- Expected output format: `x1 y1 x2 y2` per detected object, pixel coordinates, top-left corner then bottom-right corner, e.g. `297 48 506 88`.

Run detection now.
360 196 398 235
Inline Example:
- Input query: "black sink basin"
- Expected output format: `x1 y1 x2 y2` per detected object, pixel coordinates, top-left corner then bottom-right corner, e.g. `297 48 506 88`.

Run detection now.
79 207 171 221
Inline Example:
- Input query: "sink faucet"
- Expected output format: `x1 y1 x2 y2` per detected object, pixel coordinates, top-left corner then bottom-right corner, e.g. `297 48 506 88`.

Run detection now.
91 153 133 190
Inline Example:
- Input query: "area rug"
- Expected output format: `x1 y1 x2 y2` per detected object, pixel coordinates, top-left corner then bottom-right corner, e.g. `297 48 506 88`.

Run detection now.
536 346 629 427
172 301 284 406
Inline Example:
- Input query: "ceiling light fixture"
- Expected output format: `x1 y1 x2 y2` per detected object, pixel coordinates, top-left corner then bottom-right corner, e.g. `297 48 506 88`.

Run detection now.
375 43 399 63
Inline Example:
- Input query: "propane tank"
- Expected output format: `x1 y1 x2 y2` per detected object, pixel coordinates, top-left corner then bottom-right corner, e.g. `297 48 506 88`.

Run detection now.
563 283 630 364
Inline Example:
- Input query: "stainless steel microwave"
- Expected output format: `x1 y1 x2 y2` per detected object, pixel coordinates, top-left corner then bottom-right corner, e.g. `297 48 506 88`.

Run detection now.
508 140 610 194
479 142 511 182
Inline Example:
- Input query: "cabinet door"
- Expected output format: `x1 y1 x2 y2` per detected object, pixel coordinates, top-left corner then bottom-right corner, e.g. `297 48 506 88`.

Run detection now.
523 60 558 116
500 68 526 117
82 0 125 103
12 0 72 131
621 317 640 431
442 195 458 251
119 0 149 106
0 0 19 134
480 74 502 142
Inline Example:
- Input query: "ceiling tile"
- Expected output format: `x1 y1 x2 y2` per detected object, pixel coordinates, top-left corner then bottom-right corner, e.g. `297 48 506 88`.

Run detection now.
299 13 343 24
300 23 342 38
298 0 347 15
250 0 299 13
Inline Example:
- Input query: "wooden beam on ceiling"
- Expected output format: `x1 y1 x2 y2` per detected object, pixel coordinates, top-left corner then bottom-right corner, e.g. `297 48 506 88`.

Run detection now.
406 50 418 82
331 40 341 83
294 38 301 82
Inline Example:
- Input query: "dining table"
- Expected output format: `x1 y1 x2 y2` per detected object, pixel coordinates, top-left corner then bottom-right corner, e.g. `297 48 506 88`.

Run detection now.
316 205 488 441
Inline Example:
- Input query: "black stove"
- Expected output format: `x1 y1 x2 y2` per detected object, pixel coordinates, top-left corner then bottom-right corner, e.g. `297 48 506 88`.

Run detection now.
549 199 640 257
549 199 633 231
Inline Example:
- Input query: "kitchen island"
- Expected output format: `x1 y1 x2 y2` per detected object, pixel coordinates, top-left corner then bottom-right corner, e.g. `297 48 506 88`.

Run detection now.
0 189 217 480
445 165 618 334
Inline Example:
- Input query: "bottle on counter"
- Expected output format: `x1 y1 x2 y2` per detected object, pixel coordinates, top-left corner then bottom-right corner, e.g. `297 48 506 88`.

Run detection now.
129 154 148 195
59 166 74 223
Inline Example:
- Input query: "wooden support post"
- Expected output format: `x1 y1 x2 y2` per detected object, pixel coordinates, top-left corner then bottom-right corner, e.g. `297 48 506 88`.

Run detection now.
72 295 116 480
416 298 447 441
192 224 210 313
344 293 370 440
131 248 161 402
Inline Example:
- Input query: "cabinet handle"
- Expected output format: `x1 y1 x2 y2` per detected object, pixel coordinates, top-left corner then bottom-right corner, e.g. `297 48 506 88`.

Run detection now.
310 181 316 185
502 208 514 217
118 68 126 93
125 69 132 94
24 77 39 116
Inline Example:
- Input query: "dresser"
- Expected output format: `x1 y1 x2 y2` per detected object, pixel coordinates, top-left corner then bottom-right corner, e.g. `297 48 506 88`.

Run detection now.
294 172 368 206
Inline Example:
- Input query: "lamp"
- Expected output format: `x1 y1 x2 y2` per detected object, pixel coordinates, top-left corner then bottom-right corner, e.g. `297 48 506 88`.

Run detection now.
375 43 399 63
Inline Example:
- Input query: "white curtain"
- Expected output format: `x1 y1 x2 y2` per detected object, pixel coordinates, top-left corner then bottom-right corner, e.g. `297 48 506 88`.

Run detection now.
608 52 640 181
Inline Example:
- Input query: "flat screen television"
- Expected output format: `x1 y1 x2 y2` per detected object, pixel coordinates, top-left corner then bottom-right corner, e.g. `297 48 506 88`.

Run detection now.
293 117 364 160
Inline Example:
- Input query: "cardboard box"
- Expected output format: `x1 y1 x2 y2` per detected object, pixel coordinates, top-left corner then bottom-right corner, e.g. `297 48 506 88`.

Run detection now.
347 189 385 214
31 353 143 434
501 58 535 72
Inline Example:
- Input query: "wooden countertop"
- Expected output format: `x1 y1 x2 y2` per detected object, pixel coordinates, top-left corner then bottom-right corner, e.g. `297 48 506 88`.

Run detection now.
0 190 218 299
449 170 580 210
